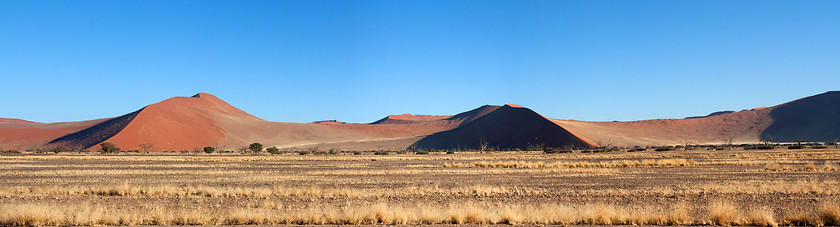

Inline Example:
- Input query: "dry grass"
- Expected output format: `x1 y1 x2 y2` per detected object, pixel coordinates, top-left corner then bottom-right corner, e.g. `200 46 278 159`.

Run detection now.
444 158 693 168
2 150 840 226
765 161 839 172
697 180 840 195
4 201 837 226
820 201 840 226
0 201 705 226
0 183 511 198
707 200 777 226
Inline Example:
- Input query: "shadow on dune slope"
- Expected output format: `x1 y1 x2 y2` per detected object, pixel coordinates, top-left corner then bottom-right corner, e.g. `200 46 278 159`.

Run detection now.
48 108 144 149
761 91 840 142
412 104 596 150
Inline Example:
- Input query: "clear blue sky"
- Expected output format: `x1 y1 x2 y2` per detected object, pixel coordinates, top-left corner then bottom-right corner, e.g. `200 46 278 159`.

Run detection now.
1 0 838 123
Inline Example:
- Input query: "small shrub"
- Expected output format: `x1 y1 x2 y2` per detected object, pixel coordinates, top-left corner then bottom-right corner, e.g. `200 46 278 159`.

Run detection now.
298 151 310 155
0 149 21 154
655 147 671 152
203 146 215 154
757 145 775 150
352 151 362 155
446 151 455 154
266 146 280 154
51 146 69 154
374 151 390 155
813 145 828 149
100 142 120 154
415 151 429 155
788 145 803 149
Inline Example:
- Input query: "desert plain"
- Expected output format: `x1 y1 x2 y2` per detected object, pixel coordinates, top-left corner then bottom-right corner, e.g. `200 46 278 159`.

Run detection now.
1 147 839 226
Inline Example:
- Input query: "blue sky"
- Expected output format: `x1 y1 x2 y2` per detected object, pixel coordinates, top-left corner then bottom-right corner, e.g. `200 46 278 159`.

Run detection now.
1 0 838 123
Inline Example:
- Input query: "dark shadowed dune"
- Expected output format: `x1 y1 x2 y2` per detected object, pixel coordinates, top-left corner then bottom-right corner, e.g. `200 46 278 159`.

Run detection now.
48 108 144 149
412 104 597 150
761 91 840 142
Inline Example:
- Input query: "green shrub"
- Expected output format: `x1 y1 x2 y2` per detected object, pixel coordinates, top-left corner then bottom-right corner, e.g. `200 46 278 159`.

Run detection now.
374 151 390 155
248 143 263 153
266 146 280 154
203 146 215 154
446 151 455 154
415 151 429 155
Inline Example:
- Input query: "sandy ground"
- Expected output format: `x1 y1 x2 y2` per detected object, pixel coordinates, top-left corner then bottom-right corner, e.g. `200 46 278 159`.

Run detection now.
1 148 839 225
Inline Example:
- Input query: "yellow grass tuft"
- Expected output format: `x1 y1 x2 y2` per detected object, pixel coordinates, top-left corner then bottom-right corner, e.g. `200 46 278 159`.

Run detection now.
708 200 742 225
745 207 778 227
819 201 840 226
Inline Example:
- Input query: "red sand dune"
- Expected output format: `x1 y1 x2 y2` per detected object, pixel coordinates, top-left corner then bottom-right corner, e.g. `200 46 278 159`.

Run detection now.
0 118 37 124
96 93 259 151
552 91 840 146
0 118 107 150
552 108 774 146
3 91 839 152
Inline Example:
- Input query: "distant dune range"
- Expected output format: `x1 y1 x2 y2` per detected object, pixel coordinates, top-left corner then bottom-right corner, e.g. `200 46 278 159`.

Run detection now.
1 91 839 152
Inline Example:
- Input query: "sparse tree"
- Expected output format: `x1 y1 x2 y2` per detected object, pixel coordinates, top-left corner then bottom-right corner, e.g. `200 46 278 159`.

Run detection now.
478 138 489 152
722 137 735 150
308 146 320 154
835 137 840 149
100 142 120 154
29 145 47 153
683 140 695 151
203 146 215 154
248 143 263 154
792 139 807 149
138 142 153 153
760 135 774 146
266 146 280 154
